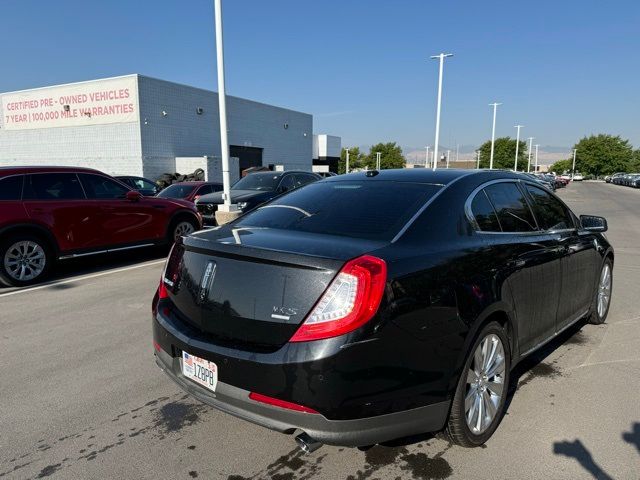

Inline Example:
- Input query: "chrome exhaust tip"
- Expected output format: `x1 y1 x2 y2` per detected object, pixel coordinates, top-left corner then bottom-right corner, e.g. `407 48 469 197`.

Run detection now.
295 432 322 454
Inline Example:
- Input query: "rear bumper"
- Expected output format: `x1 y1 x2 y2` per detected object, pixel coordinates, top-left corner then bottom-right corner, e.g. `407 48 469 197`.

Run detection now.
154 345 449 446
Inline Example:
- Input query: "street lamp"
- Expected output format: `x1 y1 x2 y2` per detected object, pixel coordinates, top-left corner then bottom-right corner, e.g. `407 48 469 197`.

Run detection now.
425 146 430 168
376 151 381 170
534 144 540 173
430 53 453 171
489 102 501 169
514 125 524 171
476 150 481 169
446 149 451 168
213 0 238 225
527 137 534 173
572 148 577 179
345 148 350 174
455 144 459 163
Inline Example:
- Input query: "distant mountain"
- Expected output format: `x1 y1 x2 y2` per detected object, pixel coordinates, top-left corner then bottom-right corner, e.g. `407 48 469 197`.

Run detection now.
403 145 571 166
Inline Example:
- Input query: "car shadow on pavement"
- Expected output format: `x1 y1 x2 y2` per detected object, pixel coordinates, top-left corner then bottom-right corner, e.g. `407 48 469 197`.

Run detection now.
503 319 586 414
0 246 168 291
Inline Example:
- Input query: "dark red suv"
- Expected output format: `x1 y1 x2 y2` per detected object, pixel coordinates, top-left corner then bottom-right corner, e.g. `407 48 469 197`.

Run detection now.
0 166 202 287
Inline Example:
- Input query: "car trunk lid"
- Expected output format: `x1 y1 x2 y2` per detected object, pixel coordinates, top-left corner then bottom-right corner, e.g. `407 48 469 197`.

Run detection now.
165 228 385 349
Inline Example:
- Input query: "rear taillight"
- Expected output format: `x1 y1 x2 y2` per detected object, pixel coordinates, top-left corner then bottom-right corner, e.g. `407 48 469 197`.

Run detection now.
249 392 319 414
158 279 169 299
290 255 387 342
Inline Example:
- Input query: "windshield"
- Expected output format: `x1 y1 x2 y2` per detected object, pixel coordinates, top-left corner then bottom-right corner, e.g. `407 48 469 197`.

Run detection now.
234 180 442 241
232 173 281 191
157 184 197 199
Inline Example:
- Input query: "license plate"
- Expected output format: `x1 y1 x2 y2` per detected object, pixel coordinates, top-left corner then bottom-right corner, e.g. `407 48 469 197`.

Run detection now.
181 351 218 392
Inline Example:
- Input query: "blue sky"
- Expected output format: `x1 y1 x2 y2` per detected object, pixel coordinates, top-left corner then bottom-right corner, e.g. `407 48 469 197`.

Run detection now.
2 0 639 155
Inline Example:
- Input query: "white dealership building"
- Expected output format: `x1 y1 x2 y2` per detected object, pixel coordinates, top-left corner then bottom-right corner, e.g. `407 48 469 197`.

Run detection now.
0 74 313 182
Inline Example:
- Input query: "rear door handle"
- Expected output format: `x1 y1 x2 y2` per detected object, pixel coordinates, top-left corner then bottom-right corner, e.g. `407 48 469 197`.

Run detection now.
152 205 167 209
30 208 44 214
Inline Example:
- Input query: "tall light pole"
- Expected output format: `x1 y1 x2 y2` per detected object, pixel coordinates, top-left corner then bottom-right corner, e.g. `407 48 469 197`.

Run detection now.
534 144 539 173
376 151 381 170
446 149 451 168
476 150 481 169
572 148 577 179
527 137 534 173
455 144 459 163
430 53 453 170
425 146 430 168
345 148 350 174
214 0 234 215
513 125 523 172
488 102 501 169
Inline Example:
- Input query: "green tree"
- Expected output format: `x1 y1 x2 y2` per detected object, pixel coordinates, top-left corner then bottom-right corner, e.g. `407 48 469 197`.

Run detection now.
626 149 640 172
363 142 406 170
549 159 572 174
571 134 633 176
339 147 365 174
477 137 528 170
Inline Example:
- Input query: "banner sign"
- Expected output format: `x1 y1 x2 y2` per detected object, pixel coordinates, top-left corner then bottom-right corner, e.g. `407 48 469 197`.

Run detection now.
1 77 138 130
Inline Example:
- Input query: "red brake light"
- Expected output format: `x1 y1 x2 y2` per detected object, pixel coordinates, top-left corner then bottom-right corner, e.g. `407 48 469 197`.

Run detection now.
290 255 387 342
158 279 169 299
248 392 319 414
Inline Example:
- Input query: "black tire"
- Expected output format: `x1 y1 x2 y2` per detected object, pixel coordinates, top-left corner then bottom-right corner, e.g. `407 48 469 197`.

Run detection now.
167 216 199 244
0 234 53 287
587 258 613 325
446 321 511 447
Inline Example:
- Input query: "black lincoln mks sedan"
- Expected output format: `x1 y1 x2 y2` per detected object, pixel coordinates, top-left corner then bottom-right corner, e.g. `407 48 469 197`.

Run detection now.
152 169 613 449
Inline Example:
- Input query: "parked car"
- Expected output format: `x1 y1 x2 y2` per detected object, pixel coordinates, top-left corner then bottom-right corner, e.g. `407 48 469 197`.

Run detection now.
152 169 613 449
628 174 640 188
116 175 162 196
573 173 584 181
0 166 202 287
316 172 338 178
195 170 322 224
157 181 224 203
607 172 625 184
521 172 555 191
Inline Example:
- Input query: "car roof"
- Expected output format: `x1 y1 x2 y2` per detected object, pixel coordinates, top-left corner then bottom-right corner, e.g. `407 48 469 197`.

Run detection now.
0 166 104 177
323 168 522 185
246 170 319 177
169 181 222 186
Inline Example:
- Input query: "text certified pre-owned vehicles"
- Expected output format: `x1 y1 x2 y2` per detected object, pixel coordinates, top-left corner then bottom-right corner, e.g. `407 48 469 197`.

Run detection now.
152 169 613 449
0 166 202 287
195 171 321 224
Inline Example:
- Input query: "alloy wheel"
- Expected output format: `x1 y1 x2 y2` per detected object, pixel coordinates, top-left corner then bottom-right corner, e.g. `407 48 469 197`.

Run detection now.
597 263 612 318
4 241 47 282
174 221 195 240
464 333 506 435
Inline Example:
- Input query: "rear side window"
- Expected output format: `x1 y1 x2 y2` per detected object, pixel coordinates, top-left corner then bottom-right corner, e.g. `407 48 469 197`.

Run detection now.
470 190 501 232
524 184 574 231
79 174 129 199
0 175 24 200
484 182 537 232
24 173 85 200
235 181 441 241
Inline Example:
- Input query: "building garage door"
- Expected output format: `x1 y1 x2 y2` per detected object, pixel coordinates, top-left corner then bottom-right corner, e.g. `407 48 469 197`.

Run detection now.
230 146 263 177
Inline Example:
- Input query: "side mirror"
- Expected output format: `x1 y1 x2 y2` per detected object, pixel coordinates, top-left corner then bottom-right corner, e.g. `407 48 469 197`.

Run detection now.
277 185 288 193
126 190 143 202
580 215 607 232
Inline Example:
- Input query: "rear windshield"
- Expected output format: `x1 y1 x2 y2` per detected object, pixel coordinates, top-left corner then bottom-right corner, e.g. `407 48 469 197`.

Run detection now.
234 180 442 241
157 184 197 199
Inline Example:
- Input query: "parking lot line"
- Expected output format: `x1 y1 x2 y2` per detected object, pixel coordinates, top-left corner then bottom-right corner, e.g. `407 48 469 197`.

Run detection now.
0 259 166 298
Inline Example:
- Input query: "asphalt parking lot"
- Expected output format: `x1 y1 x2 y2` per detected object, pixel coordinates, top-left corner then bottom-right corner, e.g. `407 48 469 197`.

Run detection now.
1 182 639 480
